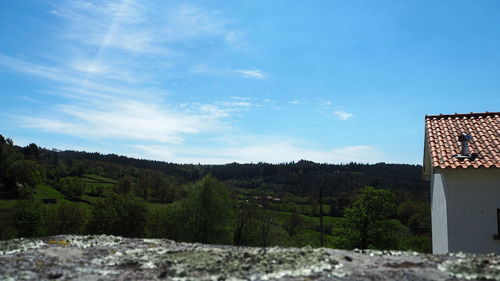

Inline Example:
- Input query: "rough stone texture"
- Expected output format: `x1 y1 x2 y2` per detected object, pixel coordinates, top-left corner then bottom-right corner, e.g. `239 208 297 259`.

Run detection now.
1 235 500 280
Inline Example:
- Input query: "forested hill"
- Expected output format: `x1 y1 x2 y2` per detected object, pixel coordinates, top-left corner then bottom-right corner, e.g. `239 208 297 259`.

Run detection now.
1 135 431 251
48 148 427 200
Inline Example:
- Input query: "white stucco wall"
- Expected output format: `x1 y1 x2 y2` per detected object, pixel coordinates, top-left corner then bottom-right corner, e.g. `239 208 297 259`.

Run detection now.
435 169 500 254
431 172 448 254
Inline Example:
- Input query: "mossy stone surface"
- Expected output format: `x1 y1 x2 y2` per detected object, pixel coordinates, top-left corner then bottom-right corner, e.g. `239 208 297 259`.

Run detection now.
1 235 500 281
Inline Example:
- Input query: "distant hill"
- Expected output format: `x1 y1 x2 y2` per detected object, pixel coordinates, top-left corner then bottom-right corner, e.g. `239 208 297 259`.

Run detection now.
46 149 427 200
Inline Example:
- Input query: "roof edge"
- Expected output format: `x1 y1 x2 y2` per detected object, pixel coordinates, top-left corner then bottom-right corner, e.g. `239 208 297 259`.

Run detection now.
432 164 500 170
425 112 500 119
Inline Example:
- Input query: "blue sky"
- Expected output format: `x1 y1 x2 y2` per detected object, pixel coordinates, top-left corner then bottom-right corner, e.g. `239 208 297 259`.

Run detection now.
1 0 499 164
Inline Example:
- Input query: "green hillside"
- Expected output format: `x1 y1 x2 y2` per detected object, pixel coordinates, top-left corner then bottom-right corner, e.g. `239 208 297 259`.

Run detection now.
0 134 431 252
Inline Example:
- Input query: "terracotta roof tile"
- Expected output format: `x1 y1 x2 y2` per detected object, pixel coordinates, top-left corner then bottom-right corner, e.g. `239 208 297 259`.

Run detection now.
425 112 500 169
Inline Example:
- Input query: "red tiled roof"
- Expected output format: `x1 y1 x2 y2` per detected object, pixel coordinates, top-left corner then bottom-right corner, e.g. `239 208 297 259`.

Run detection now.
425 112 500 169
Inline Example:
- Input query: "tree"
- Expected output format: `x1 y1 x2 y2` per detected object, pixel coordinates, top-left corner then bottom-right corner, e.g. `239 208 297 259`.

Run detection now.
0 209 17 239
22 143 40 161
172 176 234 244
397 200 431 235
89 194 149 237
53 202 89 234
7 160 43 187
55 163 69 178
57 178 85 199
283 212 304 236
13 199 43 237
233 200 258 246
117 176 133 194
7 160 44 198
330 192 352 217
0 138 22 181
146 207 172 238
397 200 416 225
257 209 275 247
338 186 398 249
136 175 151 200
407 203 431 235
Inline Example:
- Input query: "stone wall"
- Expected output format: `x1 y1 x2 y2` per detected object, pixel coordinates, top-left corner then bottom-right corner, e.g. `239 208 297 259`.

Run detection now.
1 235 500 280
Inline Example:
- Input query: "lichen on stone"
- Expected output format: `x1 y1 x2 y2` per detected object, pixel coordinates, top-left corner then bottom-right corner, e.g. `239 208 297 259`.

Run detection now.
88 239 343 280
158 245 343 280
0 237 45 255
353 248 419 257
63 235 123 248
5 235 495 281
439 254 500 280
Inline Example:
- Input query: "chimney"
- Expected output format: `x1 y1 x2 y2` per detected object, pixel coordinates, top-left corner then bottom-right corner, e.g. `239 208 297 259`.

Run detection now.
458 133 472 156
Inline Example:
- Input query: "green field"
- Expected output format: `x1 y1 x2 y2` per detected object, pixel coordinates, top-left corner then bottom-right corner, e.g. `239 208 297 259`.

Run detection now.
82 174 118 184
35 184 66 201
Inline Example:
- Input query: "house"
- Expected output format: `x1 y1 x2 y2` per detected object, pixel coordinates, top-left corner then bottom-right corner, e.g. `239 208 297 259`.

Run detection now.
423 112 500 254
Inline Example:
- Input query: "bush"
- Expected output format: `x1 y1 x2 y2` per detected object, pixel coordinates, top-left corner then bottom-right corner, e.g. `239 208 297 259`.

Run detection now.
13 199 43 237
52 202 89 234
89 194 148 237
146 207 175 238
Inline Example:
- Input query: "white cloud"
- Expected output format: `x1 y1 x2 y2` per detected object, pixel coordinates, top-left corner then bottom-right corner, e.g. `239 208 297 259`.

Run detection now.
333 109 354 120
230 96 250 101
314 100 353 120
53 1 241 54
234 69 269 79
317 100 333 109
0 0 253 145
45 0 243 92
19 100 226 144
164 5 241 44
221 101 251 107
71 60 108 74
0 54 161 100
133 138 383 164
199 104 231 118
0 54 73 83
53 0 157 53
1 2 368 164
0 53 267 145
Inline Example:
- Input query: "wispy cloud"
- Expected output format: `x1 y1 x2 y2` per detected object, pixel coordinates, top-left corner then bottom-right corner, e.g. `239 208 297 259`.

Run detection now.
48 0 244 87
334 109 354 120
133 138 383 164
164 4 242 44
52 1 242 54
317 100 333 109
230 96 250 101
49 0 251 88
234 69 269 79
0 1 368 164
52 0 156 53
1 52 272 144
0 1 252 146
0 54 161 100
19 100 226 144
221 101 251 107
315 100 353 120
